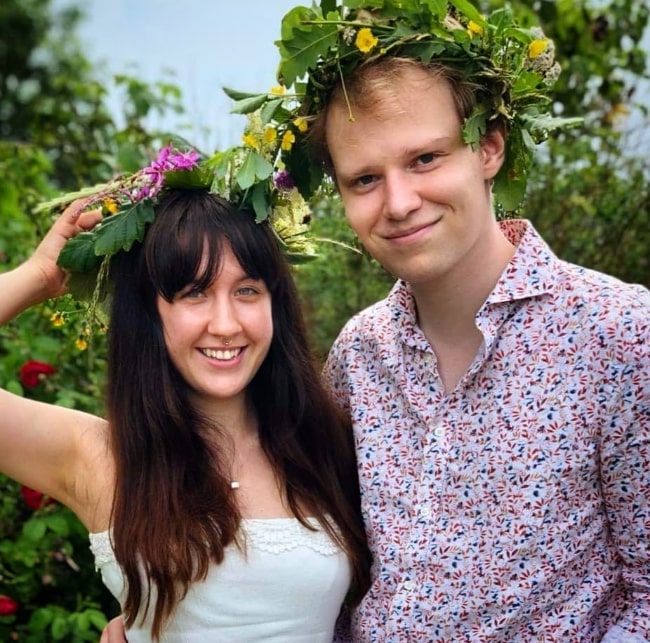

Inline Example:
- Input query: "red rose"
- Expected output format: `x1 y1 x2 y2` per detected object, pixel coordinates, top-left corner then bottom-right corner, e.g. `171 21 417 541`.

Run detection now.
20 485 53 511
18 360 56 388
0 594 18 616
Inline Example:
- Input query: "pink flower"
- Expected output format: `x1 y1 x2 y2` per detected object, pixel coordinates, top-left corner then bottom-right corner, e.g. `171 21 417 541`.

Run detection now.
21 485 54 511
0 594 19 616
19 360 56 388
135 145 200 201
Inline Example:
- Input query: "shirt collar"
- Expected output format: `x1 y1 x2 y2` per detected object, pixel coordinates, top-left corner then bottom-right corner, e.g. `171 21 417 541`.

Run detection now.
488 219 558 304
385 219 558 346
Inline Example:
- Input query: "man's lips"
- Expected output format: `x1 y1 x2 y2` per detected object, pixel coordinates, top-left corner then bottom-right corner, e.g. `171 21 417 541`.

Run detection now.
382 218 441 242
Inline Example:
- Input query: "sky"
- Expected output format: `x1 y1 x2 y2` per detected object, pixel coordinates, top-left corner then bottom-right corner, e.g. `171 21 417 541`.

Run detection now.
55 0 300 149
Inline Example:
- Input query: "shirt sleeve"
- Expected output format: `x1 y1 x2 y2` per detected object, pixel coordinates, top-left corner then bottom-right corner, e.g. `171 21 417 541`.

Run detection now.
601 298 650 639
323 323 356 415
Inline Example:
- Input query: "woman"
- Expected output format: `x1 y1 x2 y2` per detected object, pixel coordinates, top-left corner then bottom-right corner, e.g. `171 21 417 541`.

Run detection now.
0 188 370 641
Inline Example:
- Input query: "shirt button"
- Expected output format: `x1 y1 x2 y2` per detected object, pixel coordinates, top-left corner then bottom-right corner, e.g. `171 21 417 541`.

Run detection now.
433 426 445 437
403 580 414 591
420 506 431 517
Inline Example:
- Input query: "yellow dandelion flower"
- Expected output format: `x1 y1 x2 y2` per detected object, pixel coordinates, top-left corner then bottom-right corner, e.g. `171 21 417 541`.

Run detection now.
50 312 65 327
293 117 309 133
270 85 286 96
242 132 260 150
103 198 118 214
281 130 296 151
528 39 549 59
467 20 484 37
263 127 277 144
75 337 88 351
355 28 378 54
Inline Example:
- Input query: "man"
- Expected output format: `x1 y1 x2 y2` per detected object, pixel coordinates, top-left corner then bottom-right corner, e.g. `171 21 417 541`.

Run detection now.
318 56 650 642
279 2 649 641
103 1 650 641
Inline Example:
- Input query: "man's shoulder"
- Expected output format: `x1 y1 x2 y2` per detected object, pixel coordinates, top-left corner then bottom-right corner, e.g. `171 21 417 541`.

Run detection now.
548 260 650 357
554 258 649 313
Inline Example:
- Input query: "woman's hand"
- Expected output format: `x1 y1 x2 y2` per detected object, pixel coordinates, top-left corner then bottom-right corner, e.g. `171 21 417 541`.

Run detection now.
0 199 102 325
28 199 103 299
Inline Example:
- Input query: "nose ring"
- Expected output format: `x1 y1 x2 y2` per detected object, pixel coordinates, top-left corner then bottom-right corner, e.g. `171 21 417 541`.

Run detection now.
221 336 232 346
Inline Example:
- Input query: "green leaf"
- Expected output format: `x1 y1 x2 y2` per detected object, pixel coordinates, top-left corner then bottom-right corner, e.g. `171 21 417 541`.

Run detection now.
34 183 111 214
449 0 486 26
461 110 488 148
277 7 339 88
235 152 273 190
44 513 70 536
222 86 262 101
207 149 233 181
494 169 526 213
29 608 54 631
57 232 103 273
86 609 108 631
94 201 156 255
524 114 584 137
51 615 70 640
22 517 47 541
66 268 104 301
6 379 23 395
249 181 271 223
419 0 447 19
260 98 285 125
164 166 212 190
229 94 270 115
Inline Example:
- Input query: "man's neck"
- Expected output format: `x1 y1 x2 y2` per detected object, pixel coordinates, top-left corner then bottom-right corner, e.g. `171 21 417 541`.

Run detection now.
412 223 515 392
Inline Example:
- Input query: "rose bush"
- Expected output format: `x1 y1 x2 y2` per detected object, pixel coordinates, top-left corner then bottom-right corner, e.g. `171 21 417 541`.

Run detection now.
0 594 19 616
18 361 57 389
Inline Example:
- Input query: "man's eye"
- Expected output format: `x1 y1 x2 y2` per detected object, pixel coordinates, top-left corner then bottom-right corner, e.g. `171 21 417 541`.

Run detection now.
417 152 436 165
357 175 375 187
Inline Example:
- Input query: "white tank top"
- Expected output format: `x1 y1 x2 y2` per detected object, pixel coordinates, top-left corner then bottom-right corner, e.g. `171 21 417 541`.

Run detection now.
89 517 351 642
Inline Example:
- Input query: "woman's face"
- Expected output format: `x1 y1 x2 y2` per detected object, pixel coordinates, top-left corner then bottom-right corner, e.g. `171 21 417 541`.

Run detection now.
157 244 273 411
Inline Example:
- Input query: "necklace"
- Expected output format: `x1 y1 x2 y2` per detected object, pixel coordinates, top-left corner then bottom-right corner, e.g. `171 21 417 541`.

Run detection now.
229 430 260 491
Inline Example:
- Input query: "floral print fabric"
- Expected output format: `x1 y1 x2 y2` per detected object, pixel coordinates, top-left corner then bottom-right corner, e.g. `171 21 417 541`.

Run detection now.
325 220 650 642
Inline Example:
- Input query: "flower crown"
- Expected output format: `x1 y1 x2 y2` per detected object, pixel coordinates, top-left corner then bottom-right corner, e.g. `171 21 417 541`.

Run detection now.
37 120 318 308
227 0 582 212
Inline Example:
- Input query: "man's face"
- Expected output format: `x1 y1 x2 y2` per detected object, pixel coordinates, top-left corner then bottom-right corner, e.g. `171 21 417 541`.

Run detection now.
325 67 506 292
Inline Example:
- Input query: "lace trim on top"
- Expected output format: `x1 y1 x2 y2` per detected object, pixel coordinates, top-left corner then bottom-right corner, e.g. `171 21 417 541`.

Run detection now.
89 517 340 567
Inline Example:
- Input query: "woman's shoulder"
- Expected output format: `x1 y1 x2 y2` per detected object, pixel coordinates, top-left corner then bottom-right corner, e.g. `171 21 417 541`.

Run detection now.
68 416 114 532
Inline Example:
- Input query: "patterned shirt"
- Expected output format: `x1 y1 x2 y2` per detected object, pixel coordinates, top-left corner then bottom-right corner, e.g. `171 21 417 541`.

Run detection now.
324 220 650 642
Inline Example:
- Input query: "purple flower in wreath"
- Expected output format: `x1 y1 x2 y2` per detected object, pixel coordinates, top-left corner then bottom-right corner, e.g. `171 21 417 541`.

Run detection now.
273 169 295 191
135 144 200 201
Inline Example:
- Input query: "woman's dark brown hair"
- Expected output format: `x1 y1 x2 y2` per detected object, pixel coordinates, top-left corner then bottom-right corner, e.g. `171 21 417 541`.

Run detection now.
107 189 370 639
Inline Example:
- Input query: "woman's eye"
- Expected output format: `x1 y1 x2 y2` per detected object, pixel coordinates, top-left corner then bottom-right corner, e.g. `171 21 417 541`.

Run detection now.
180 285 205 299
237 286 258 296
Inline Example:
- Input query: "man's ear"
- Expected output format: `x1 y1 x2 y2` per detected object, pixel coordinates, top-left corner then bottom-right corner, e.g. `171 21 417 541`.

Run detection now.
480 126 506 181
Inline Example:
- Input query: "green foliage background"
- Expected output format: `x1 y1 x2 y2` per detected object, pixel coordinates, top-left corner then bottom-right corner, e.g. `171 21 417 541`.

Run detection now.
0 0 648 639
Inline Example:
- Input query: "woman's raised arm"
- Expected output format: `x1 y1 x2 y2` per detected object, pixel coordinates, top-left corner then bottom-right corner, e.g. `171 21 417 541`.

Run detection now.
0 200 101 325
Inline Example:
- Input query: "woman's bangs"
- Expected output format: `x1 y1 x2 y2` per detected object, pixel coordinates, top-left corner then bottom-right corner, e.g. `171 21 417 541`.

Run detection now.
148 207 225 302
